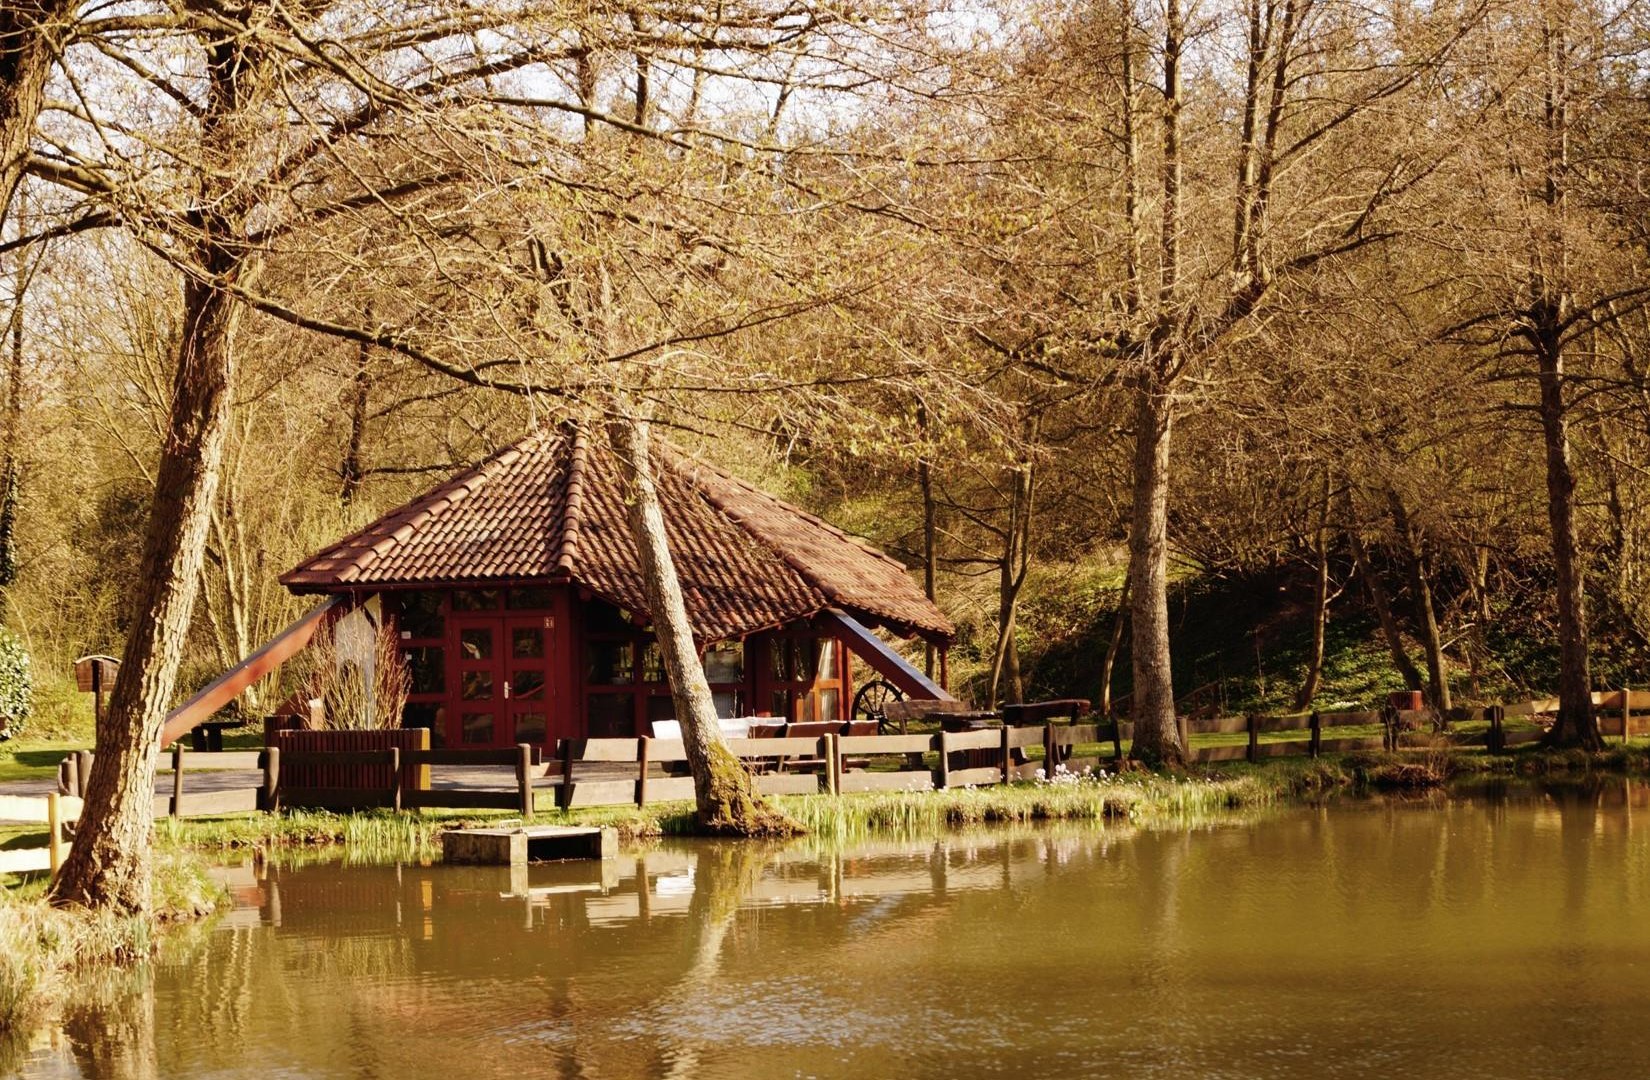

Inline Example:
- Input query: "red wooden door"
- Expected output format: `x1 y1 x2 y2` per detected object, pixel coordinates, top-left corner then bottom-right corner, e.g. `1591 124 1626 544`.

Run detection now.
450 616 505 747
449 614 557 749
500 615 555 748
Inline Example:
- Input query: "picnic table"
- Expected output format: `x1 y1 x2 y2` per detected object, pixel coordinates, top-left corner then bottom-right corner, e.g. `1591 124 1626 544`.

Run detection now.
189 718 247 752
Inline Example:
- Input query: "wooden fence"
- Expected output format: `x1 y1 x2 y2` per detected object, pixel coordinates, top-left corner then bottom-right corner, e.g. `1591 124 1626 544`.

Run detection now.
553 723 1127 809
0 793 77 876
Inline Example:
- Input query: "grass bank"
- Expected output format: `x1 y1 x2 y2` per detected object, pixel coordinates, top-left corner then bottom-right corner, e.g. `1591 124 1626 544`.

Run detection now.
0 851 224 1043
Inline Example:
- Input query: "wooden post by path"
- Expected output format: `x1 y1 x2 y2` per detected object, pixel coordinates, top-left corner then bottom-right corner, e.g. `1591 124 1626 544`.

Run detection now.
1622 692 1632 746
637 736 651 808
557 739 575 810
261 746 280 812
388 748 402 812
1487 705 1505 755
47 792 62 878
170 744 184 818
1246 713 1260 764
1000 726 1012 784
1309 711 1322 759
825 734 841 796
516 743 533 819
1043 724 1057 777
76 751 92 797
937 732 951 790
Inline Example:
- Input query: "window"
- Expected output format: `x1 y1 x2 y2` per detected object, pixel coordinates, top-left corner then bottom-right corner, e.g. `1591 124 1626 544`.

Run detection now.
403 647 444 695
587 693 635 738
451 588 501 611
587 641 634 685
507 586 554 610
396 592 444 639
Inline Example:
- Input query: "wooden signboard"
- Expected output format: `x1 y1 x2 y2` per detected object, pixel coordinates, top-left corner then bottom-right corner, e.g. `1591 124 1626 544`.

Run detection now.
74 655 119 694
74 654 120 726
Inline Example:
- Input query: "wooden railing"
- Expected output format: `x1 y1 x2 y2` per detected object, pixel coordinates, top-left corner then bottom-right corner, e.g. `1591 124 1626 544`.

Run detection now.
0 793 78 876
553 723 1127 809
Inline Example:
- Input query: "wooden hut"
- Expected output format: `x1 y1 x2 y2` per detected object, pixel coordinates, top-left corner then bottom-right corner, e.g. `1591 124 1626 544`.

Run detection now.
266 424 953 750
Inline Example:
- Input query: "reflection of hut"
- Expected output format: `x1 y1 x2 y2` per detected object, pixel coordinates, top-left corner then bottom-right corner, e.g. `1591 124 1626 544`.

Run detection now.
162 424 954 750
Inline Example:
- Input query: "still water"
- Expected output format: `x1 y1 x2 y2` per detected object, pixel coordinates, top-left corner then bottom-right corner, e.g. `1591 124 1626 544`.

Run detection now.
15 783 1650 1079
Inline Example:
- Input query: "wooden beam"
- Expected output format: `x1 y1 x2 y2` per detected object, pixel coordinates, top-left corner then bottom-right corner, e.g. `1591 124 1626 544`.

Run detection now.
820 609 954 701
159 597 344 749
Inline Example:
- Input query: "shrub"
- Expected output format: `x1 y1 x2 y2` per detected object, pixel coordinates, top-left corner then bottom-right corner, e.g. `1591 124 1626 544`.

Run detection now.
0 629 32 741
297 615 407 730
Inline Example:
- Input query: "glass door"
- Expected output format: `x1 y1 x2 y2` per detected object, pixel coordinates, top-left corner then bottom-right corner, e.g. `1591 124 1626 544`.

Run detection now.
503 616 553 747
450 616 503 746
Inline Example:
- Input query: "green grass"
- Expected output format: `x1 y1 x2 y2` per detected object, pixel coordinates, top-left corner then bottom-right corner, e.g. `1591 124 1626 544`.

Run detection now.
0 738 86 785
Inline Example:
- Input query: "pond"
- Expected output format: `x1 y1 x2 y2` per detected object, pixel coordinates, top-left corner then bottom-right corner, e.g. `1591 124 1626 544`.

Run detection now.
13 782 1650 1079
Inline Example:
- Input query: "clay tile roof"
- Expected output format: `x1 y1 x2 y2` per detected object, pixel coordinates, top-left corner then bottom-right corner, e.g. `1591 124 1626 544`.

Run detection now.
281 425 953 643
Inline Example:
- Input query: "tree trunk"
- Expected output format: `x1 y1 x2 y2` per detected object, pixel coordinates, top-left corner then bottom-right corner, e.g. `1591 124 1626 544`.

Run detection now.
918 400 937 679
52 30 259 912
1292 488 1331 711
0 0 68 235
1535 306 1600 748
1349 525 1425 693
1100 578 1130 719
339 330 370 507
606 405 795 835
988 458 1032 707
51 269 248 912
1126 374 1182 765
1387 492 1451 711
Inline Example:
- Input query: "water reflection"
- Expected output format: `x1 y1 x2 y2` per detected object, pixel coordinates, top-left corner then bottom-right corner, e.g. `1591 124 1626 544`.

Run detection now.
16 781 1650 1080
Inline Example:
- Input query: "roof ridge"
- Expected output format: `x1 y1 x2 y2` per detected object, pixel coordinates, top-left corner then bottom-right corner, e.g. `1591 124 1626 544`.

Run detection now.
554 423 589 576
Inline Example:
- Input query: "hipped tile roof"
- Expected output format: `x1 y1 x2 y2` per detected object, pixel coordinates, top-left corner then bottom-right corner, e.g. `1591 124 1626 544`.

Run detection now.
282 426 953 643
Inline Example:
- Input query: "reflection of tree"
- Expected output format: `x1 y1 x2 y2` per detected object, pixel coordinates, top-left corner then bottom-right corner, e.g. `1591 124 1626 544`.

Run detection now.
656 842 778 1080
63 974 158 1080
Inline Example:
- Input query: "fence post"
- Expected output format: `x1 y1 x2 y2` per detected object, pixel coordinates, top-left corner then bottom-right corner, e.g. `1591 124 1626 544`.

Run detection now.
1000 725 1012 784
1622 692 1632 746
825 735 841 796
1487 704 1504 755
1309 711 1322 759
937 731 952 790
1246 712 1260 764
636 736 651 808
557 739 574 810
1043 724 1057 777
56 758 70 796
517 743 534 819
170 744 184 818
389 748 402 812
47 792 62 878
263 746 280 813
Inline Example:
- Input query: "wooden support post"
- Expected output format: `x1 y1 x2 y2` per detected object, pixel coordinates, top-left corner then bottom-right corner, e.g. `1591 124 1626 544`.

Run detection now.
389 748 402 812
1487 704 1504 755
1000 725 1012 784
56 758 69 796
557 739 574 810
517 743 533 819
636 736 651 808
1622 692 1632 746
1309 711 1322 759
47 792 62 879
1110 719 1123 762
937 732 952 790
1043 724 1057 777
170 744 184 818
826 734 841 796
262 746 280 813
76 751 92 797
1246 712 1260 764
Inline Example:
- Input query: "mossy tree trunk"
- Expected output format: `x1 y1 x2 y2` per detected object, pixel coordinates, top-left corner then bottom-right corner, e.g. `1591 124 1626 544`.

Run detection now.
606 403 795 836
52 28 260 913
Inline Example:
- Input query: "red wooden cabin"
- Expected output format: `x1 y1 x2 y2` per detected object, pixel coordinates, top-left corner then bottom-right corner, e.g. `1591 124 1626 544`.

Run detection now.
272 424 954 751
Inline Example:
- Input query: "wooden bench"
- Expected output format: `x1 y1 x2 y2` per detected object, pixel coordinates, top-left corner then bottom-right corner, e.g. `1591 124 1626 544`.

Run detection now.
189 718 247 752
